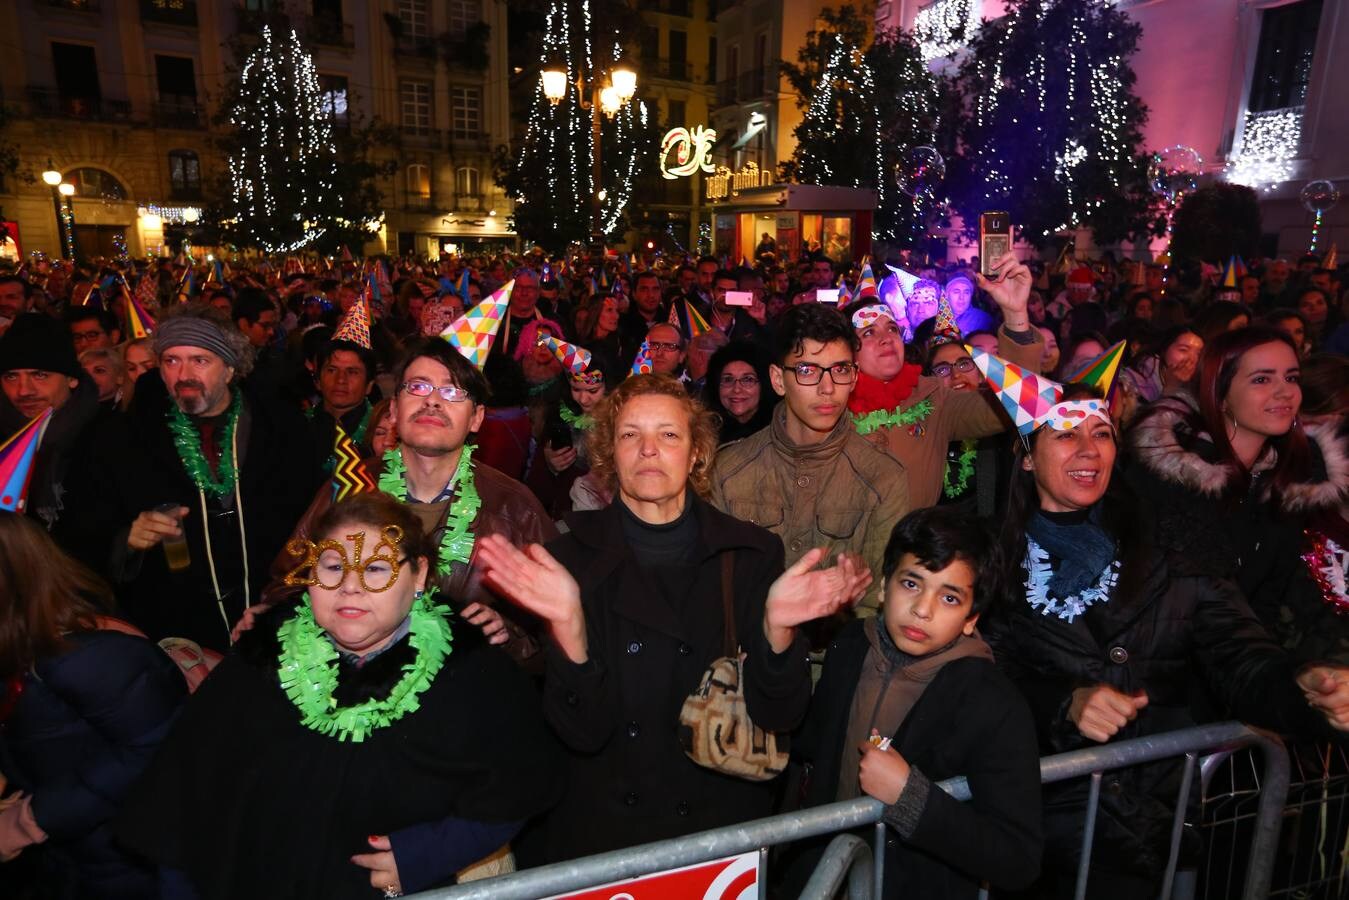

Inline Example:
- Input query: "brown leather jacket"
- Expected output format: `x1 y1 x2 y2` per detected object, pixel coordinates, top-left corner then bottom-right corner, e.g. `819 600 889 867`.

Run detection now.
708 403 909 615
262 456 557 665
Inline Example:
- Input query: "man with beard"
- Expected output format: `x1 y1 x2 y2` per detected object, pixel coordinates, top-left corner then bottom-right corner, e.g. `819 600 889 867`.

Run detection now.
257 337 557 666
58 305 322 651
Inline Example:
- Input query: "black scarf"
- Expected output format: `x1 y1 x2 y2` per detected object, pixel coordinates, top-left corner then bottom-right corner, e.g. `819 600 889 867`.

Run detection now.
1026 505 1117 597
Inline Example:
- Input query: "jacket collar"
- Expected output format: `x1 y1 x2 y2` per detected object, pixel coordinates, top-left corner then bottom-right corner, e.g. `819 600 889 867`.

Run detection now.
564 492 765 561
767 399 854 464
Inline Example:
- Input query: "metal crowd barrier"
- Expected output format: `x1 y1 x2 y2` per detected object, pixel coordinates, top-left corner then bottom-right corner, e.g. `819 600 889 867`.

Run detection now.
409 722 1291 900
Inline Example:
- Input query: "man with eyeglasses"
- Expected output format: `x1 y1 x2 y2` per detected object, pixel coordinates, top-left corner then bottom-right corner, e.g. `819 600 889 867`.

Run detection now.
645 322 687 379
261 338 556 665
709 303 909 618
64 306 122 355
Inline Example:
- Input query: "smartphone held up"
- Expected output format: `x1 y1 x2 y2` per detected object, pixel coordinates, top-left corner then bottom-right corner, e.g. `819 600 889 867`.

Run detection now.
979 212 1012 280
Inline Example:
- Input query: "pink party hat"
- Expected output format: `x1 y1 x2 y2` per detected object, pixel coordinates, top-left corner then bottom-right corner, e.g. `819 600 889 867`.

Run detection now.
0 408 53 513
439 279 514 368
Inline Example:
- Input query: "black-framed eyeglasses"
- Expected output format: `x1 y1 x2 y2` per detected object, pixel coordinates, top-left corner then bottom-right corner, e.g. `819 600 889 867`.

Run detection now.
786 362 857 386
719 374 760 389
930 358 976 378
401 379 470 402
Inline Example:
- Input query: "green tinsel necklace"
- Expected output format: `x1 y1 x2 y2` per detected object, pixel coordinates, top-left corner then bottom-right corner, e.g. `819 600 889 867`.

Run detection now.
276 590 453 743
943 439 978 499
167 389 243 498
378 445 481 578
852 398 934 436
559 406 594 431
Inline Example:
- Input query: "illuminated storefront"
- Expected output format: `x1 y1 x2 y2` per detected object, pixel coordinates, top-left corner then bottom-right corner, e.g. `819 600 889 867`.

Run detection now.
705 180 876 264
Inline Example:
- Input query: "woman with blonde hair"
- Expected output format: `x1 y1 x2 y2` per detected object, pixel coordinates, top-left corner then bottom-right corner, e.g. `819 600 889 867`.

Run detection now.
479 373 870 862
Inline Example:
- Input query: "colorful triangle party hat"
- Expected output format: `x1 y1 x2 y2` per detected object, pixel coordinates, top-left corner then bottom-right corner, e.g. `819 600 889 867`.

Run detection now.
333 295 372 348
124 289 157 340
630 340 653 376
1220 257 1240 289
330 424 376 502
439 279 513 368
0 408 53 513
1066 340 1126 397
540 335 593 377
856 263 878 299
1323 245 1338 271
968 347 1063 436
685 301 711 338
928 293 963 348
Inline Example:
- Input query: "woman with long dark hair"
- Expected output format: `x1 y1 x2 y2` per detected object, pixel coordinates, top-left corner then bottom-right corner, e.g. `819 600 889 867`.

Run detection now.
0 511 185 898
702 340 774 444
1126 325 1349 662
981 375 1348 898
1115 324 1203 425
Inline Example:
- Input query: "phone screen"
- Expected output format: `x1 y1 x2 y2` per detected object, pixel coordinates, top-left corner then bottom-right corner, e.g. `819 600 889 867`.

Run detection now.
724 290 753 307
815 289 840 304
980 212 1012 279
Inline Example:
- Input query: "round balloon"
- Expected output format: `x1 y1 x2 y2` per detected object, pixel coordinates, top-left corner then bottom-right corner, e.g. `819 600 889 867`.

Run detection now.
1300 180 1339 215
895 146 946 201
1147 146 1204 201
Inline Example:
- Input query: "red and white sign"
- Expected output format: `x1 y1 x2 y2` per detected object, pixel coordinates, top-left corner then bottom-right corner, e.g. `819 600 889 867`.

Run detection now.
548 851 759 900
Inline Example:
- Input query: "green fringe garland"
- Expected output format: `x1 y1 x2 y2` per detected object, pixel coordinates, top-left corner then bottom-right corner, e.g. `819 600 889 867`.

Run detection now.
943 439 978 499
559 406 594 431
852 398 934 436
167 388 243 498
378 445 482 577
276 591 453 743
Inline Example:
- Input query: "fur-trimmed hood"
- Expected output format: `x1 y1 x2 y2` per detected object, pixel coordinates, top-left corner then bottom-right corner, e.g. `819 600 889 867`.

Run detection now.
1128 391 1348 514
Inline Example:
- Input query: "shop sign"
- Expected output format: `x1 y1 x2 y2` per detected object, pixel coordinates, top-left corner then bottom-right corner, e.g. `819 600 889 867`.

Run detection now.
547 851 759 899
659 125 718 180
705 163 775 201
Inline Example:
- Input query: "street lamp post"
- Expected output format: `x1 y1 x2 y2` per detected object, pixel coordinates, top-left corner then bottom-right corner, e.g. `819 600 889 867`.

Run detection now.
58 182 77 261
41 161 68 260
540 60 637 259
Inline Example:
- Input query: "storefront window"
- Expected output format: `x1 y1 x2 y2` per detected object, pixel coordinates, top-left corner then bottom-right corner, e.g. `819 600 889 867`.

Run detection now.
822 216 852 263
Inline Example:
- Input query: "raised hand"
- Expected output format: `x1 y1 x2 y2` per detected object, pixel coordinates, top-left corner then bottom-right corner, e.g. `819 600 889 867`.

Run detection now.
477 534 587 662
975 252 1032 330
763 548 873 652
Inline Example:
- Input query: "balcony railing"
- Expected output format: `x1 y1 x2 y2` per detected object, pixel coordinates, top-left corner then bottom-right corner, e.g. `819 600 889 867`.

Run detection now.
27 87 132 122
648 59 698 82
395 36 438 59
169 185 204 202
449 129 491 150
715 65 778 107
405 195 436 211
307 15 354 47
236 7 289 34
140 0 197 26
153 97 204 129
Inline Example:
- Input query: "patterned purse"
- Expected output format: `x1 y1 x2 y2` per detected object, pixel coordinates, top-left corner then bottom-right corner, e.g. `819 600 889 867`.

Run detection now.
678 552 789 782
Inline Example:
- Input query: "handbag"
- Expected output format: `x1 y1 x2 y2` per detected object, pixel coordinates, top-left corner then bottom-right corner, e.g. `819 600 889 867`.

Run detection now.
678 552 790 782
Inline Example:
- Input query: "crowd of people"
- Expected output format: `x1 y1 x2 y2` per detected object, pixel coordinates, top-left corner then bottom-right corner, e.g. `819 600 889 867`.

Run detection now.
0 240 1345 900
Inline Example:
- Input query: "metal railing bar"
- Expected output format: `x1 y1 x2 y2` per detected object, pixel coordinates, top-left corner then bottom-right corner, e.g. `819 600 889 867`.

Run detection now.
799 833 873 900
1159 752 1197 900
872 820 886 899
1242 728 1291 900
1074 771 1103 900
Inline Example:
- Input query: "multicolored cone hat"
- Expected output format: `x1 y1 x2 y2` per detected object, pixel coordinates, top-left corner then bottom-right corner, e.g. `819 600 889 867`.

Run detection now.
439 279 514 368
856 263 879 299
884 264 923 301
968 347 1109 435
332 295 372 348
630 341 654 376
1066 340 1126 397
1220 257 1240 289
124 288 157 340
928 293 962 348
540 335 595 379
0 408 53 513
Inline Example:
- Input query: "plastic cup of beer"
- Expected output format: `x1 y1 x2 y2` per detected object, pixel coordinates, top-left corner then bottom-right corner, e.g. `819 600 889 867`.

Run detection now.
155 503 191 572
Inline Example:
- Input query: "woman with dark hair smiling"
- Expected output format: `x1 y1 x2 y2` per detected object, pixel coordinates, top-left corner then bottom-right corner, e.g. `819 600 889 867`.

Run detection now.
702 340 774 444
1127 326 1348 662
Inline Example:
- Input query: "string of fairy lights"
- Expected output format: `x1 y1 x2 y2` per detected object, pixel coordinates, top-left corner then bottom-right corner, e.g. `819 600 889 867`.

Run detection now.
227 26 340 253
1224 107 1303 193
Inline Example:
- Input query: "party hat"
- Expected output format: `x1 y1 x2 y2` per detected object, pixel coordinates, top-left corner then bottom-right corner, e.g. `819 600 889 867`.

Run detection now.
968 347 1064 436
928 293 963 348
124 289 157 340
0 408 53 513
1220 257 1240 289
685 301 711 338
856 263 878 299
439 279 513 368
1323 245 1338 271
75 283 102 308
455 269 471 302
1066 340 1126 397
333 295 372 348
330 424 376 502
630 340 653 376
884 264 923 300
540 334 593 377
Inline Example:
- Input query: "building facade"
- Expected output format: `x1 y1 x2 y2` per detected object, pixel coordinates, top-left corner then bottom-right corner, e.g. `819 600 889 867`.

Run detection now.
874 0 1347 259
0 0 515 261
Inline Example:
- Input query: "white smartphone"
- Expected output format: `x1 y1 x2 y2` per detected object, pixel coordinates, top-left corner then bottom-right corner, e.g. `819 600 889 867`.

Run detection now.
816 288 839 304
724 290 753 307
